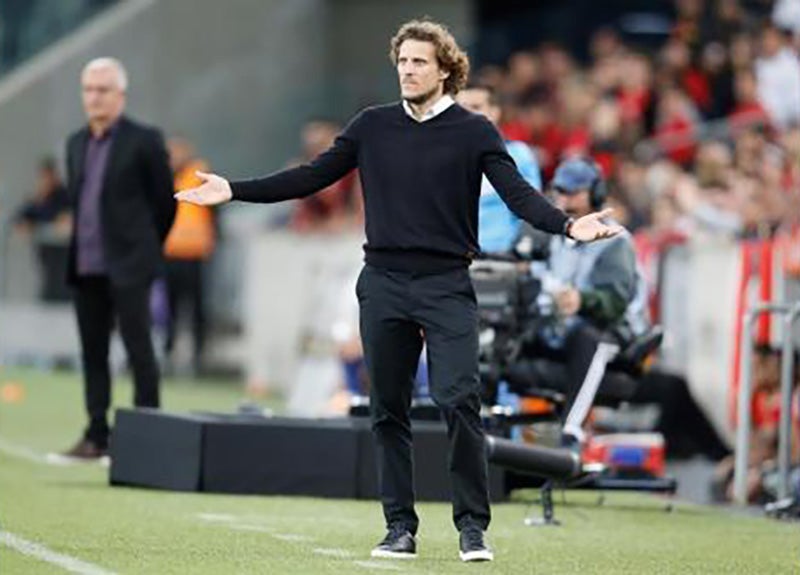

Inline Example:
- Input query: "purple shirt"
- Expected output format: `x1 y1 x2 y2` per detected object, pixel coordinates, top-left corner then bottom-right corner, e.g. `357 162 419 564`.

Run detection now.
76 124 117 275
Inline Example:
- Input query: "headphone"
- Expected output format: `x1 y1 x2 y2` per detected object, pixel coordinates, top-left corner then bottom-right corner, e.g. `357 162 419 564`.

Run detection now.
552 157 608 210
587 161 608 210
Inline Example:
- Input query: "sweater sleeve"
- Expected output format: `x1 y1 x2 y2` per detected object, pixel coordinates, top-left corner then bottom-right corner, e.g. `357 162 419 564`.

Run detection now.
230 111 364 204
478 120 569 235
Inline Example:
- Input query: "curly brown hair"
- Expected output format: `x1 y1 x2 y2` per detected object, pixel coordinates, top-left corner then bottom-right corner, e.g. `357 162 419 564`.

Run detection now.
389 19 470 96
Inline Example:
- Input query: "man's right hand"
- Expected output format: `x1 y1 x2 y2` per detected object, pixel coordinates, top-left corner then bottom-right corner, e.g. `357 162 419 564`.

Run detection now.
173 171 232 206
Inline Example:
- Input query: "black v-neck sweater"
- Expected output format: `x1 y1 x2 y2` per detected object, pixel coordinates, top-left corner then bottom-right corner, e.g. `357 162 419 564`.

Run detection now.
231 102 568 271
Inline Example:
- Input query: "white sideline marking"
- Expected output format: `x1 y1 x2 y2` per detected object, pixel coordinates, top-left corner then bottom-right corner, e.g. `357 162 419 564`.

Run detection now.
196 513 236 523
272 533 312 542
195 511 359 527
0 437 107 468
196 514 275 534
312 547 353 558
196 512 402 572
0 438 49 464
0 531 116 575
353 560 402 571
229 524 274 534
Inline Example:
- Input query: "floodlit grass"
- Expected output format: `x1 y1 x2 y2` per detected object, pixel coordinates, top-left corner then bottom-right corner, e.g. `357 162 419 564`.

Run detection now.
0 367 797 574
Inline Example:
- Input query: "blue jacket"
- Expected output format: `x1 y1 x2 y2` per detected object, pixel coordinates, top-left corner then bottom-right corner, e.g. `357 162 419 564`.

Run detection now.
478 140 542 253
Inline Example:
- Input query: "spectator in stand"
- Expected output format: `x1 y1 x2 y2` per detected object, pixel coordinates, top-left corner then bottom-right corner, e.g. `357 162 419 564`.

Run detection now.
505 51 540 99
163 137 216 375
672 0 706 51
538 42 575 94
290 119 361 233
772 0 800 41
729 68 773 134
672 170 742 237
557 78 593 157
615 53 653 137
700 41 735 120
654 86 700 167
589 27 625 65
589 98 623 179
755 23 800 130
659 38 712 116
502 87 563 179
712 345 800 503
708 0 748 46
782 127 800 202
729 32 756 73
13 157 72 301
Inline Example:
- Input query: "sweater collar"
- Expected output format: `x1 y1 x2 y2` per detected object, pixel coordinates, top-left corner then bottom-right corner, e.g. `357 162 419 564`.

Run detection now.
402 94 455 123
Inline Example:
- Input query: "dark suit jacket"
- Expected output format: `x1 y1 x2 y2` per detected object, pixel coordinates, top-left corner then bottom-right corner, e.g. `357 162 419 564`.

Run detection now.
66 116 175 287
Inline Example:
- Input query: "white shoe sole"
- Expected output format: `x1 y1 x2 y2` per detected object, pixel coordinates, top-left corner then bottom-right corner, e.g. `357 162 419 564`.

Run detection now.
45 453 110 467
370 549 417 559
459 549 494 562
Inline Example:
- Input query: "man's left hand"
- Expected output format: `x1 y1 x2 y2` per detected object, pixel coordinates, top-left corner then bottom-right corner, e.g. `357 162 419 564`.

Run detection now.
570 208 624 242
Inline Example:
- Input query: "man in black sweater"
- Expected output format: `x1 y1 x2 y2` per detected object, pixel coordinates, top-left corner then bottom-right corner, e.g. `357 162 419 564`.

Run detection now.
177 20 620 563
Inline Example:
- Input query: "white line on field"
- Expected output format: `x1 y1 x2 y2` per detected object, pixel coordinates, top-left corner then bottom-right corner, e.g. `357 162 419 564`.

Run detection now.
196 513 237 523
353 560 402 571
0 437 49 464
196 514 312 542
0 437 108 468
196 512 405 571
196 511 359 527
228 524 274 534
272 533 312 542
312 547 353 558
0 531 116 575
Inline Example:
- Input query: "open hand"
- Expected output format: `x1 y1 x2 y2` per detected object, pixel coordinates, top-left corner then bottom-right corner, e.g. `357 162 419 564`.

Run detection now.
173 171 232 206
570 208 624 242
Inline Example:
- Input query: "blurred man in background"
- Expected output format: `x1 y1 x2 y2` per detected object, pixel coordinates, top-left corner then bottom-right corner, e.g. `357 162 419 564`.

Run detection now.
455 82 542 253
57 57 174 460
13 157 72 301
163 137 215 375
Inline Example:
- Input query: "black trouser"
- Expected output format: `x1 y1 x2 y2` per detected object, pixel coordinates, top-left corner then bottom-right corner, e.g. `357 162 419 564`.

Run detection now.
37 243 71 302
74 275 160 447
357 265 490 534
164 259 206 366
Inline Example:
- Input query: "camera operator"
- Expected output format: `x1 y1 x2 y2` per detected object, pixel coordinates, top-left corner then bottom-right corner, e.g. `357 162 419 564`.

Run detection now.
528 158 648 447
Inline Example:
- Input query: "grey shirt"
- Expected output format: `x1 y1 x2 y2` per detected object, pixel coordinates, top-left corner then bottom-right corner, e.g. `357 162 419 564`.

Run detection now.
76 123 117 275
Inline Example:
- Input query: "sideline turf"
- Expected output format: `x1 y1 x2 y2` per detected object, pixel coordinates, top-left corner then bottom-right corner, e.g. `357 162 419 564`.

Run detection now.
0 368 797 574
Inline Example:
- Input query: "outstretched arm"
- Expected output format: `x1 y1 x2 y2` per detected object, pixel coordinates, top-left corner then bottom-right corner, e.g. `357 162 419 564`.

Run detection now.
480 123 622 242
175 114 362 206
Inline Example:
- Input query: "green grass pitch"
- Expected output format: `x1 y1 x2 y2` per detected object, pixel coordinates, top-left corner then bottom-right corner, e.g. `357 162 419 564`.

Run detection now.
0 367 797 574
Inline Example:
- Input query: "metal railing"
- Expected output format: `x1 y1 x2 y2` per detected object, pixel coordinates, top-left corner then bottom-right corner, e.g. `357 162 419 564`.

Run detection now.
733 301 800 505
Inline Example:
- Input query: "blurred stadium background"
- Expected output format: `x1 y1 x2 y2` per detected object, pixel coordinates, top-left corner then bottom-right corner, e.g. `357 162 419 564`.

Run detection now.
0 0 799 573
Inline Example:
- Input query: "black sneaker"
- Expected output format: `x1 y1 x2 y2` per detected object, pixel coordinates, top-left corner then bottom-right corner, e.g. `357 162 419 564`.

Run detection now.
459 526 493 562
370 526 417 559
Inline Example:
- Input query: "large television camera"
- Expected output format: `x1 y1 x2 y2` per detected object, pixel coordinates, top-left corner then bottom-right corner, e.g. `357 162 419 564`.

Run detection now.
470 255 544 404
470 251 659 411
